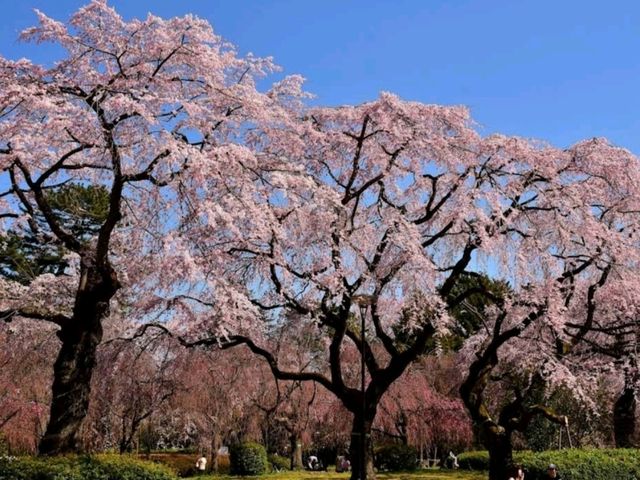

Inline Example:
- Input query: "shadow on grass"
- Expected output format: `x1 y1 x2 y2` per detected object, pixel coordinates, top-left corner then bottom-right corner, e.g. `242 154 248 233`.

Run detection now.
186 470 486 480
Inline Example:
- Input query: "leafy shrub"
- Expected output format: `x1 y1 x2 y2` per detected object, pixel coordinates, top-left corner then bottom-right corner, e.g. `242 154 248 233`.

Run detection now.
458 448 640 480
229 442 268 476
268 453 290 471
374 444 418 472
457 450 490 470
82 455 177 479
0 455 80 480
0 454 176 480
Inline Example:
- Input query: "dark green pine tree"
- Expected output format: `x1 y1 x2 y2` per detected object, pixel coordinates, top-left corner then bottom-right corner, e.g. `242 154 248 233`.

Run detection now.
0 184 109 284
391 272 510 353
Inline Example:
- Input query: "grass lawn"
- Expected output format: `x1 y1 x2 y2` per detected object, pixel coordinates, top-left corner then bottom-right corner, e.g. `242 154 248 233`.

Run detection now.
188 471 486 480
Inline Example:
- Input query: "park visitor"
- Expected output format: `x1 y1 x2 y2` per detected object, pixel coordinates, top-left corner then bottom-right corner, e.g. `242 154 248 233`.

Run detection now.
546 463 561 479
195 454 207 474
506 463 525 480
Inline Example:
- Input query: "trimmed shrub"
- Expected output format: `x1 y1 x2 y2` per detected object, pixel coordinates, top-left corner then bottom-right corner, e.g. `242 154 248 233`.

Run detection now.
458 448 640 480
268 453 291 472
81 455 177 479
0 456 80 480
0 454 176 480
374 444 418 472
458 450 490 471
229 442 268 476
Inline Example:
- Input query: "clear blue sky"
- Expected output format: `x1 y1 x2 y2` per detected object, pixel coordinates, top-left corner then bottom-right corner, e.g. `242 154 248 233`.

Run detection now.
2 0 639 153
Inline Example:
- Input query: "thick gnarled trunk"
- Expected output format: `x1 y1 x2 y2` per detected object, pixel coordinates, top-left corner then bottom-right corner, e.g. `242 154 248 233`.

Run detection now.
614 384 637 448
38 264 118 455
485 426 513 480
38 318 103 454
349 411 375 480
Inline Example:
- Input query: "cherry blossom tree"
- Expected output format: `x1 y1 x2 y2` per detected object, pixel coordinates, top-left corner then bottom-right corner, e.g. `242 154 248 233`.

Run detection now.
168 349 258 469
376 358 472 459
87 338 182 453
5 4 637 472
0 1 300 454
0 319 56 453
132 88 640 480
457 139 640 479
560 278 640 447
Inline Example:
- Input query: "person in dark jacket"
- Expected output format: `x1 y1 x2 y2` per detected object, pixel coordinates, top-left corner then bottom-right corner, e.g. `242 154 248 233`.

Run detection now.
546 463 561 479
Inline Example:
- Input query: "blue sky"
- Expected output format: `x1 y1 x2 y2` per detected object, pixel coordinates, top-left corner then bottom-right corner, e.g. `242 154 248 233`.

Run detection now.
2 0 639 153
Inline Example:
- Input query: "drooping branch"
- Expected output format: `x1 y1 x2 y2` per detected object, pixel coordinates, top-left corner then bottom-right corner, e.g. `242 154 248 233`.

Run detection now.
124 322 340 397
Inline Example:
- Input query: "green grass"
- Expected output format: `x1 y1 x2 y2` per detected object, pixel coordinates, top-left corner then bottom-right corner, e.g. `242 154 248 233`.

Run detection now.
187 471 486 480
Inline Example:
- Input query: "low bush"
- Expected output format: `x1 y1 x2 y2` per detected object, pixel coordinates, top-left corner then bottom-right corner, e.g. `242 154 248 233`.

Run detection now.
459 448 640 480
374 443 418 472
268 453 291 471
0 454 176 480
229 442 268 476
457 450 490 471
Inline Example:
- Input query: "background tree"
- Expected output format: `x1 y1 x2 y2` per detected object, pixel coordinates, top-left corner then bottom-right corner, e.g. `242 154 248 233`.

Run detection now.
376 358 472 462
458 137 640 479
91 339 181 454
0 318 55 453
561 279 640 448
0 184 108 285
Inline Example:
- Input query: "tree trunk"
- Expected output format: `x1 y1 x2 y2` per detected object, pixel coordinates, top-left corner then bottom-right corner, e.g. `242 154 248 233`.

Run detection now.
119 435 132 454
397 411 408 446
614 384 637 448
211 432 221 472
485 426 513 480
119 416 143 454
38 319 102 454
119 418 130 454
290 432 303 470
349 412 375 480
38 263 118 455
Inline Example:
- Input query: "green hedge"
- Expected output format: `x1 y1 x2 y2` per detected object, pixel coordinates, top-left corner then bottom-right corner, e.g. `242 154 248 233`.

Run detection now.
457 450 490 471
458 448 640 480
374 444 418 472
0 454 176 480
268 453 290 472
229 442 268 476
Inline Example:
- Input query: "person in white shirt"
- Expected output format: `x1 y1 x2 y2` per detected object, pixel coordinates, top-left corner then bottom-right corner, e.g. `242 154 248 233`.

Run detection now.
195 455 207 474
307 455 318 470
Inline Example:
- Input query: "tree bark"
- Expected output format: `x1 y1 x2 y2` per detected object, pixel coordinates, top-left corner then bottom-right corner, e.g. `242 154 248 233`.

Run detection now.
485 426 513 480
614 384 637 448
38 261 119 455
290 432 303 470
211 432 221 472
349 411 375 480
